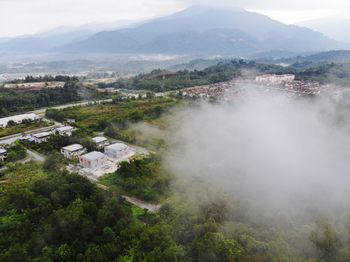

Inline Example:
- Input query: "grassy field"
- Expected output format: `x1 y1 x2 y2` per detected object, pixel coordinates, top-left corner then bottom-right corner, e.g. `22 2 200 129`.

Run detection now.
0 120 52 138
0 163 46 194
47 97 178 130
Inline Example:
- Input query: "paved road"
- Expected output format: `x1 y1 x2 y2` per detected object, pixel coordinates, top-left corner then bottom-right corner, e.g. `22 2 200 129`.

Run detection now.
0 124 60 145
0 98 113 145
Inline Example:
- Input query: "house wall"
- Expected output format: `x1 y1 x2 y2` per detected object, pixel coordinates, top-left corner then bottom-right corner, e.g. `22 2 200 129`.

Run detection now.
105 147 131 159
61 148 86 159
58 130 73 137
0 153 7 161
34 136 50 144
79 156 107 170
96 140 109 149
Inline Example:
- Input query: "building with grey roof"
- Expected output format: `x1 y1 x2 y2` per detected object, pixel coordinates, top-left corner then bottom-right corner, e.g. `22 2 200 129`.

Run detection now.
79 151 107 170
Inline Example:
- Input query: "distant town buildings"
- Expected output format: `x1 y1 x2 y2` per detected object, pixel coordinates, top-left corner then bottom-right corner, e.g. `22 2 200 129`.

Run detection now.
255 74 295 84
79 151 108 170
32 132 51 144
0 113 41 128
61 144 86 159
92 136 109 149
55 126 74 137
105 143 133 160
0 148 8 161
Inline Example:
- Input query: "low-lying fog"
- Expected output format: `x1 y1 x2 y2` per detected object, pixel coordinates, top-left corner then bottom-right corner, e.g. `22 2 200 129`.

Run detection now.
165 89 350 219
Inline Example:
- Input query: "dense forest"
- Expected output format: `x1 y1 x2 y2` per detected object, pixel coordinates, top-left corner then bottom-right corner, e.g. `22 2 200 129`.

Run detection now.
108 60 292 92
6 75 78 84
0 162 244 262
100 59 350 91
2 158 349 261
0 79 107 117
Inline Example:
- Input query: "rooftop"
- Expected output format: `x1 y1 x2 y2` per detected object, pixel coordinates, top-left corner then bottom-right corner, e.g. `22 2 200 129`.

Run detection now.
0 148 7 154
33 131 51 138
81 151 106 161
62 144 84 152
92 136 108 143
0 113 40 127
105 143 128 151
56 126 74 132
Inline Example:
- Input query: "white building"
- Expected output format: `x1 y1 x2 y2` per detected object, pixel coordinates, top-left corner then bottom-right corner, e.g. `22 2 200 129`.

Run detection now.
0 113 40 128
255 74 295 84
32 132 52 144
61 144 86 159
0 148 8 161
55 126 74 137
79 151 107 170
65 118 76 124
92 136 109 149
105 143 133 160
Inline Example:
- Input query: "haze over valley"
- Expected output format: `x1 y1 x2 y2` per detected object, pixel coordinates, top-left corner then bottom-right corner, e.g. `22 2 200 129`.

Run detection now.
1 1 350 261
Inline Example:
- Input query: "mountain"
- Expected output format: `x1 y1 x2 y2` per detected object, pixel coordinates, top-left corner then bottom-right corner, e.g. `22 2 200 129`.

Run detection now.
58 6 345 55
299 18 350 44
0 30 96 54
0 20 134 54
270 50 350 67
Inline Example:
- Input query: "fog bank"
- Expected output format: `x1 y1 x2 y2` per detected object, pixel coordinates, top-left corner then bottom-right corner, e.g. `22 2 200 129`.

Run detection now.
165 90 350 216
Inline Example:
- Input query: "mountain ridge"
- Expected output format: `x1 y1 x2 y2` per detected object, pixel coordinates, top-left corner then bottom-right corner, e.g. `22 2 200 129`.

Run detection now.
57 6 345 55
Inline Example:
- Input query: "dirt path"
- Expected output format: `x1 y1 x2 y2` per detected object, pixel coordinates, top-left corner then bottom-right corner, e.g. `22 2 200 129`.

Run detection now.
95 182 161 213
122 195 161 213
25 149 45 162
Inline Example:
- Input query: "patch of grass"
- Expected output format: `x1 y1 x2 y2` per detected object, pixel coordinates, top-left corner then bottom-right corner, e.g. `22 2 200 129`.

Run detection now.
0 121 51 138
99 156 171 203
46 97 178 131
131 205 146 219
0 162 46 194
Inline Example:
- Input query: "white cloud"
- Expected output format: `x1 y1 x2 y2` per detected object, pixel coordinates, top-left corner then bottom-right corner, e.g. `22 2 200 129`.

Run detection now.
247 9 333 24
181 0 350 10
0 0 185 37
0 0 348 37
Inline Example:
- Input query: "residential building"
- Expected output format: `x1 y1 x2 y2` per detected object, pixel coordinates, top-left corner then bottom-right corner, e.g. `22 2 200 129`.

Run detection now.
255 74 295 84
0 148 8 161
92 136 109 149
55 126 74 137
61 144 86 159
32 132 51 144
65 118 76 124
105 143 133 160
79 151 107 170
0 113 40 128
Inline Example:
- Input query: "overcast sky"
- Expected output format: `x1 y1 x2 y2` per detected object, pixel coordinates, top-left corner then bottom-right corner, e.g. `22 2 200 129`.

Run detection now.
0 0 348 37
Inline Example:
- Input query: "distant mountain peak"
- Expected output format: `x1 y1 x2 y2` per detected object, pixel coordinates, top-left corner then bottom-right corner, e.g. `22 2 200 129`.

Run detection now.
1 6 346 55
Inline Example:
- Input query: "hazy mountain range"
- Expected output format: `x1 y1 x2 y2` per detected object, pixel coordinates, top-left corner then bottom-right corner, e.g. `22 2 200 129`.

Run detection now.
267 50 350 66
299 18 350 44
0 6 348 57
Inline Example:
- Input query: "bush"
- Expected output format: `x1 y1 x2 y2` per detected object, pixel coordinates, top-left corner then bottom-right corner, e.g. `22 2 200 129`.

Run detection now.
7 143 27 162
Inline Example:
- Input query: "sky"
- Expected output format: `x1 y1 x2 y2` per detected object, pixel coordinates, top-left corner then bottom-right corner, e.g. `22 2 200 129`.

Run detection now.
0 0 348 37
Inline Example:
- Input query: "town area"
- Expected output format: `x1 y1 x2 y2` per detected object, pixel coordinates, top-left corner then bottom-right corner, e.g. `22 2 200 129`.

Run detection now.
0 104 149 182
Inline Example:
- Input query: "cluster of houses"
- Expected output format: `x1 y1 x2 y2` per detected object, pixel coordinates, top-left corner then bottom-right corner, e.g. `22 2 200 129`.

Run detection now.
254 74 321 95
22 125 75 144
255 74 296 84
61 137 134 171
22 122 134 172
